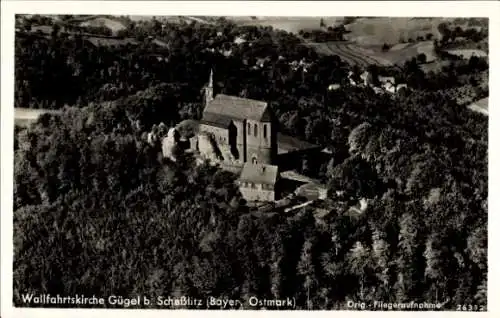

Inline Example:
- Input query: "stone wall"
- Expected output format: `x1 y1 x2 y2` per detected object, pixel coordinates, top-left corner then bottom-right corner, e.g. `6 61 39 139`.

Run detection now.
198 133 223 161
199 124 229 144
239 183 276 202
219 161 244 175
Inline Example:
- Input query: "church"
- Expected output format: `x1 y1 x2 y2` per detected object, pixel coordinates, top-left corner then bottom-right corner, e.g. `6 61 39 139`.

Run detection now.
192 70 280 202
199 69 278 166
185 69 321 202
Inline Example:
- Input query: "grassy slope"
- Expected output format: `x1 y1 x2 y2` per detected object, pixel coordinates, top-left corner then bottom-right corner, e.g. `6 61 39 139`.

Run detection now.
80 17 127 33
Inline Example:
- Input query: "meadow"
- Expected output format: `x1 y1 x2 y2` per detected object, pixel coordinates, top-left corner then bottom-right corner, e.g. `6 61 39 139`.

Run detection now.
14 108 60 127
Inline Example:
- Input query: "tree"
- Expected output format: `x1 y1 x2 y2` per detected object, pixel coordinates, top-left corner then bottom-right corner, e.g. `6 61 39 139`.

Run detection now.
297 236 318 309
474 276 487 308
423 233 445 302
417 53 427 64
348 241 371 300
466 226 487 271
437 22 450 37
394 211 421 301
347 122 373 156
371 230 391 289
51 23 61 37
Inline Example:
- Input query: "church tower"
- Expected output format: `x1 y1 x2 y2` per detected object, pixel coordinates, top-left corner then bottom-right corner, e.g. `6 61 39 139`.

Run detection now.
204 69 214 106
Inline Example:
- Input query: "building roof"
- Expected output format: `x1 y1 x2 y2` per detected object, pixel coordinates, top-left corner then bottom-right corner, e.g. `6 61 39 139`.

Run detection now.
295 183 328 201
200 112 235 128
202 94 270 127
277 133 321 154
240 163 278 185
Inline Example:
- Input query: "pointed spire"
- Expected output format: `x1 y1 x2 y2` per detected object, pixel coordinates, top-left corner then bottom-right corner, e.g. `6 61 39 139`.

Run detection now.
204 68 214 106
208 68 213 88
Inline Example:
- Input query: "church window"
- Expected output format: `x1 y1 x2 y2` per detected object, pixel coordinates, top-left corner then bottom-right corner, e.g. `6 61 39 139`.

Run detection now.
263 124 267 139
254 124 258 136
247 123 251 135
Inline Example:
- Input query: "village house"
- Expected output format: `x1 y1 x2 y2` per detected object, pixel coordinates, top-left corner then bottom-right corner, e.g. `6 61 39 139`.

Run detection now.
352 71 407 94
233 35 247 45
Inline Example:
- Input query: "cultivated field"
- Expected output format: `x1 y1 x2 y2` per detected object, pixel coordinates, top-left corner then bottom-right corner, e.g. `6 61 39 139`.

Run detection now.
229 17 444 67
128 15 213 25
343 17 455 45
305 40 436 67
445 49 488 59
360 41 437 65
232 16 343 33
305 41 388 66
419 60 451 74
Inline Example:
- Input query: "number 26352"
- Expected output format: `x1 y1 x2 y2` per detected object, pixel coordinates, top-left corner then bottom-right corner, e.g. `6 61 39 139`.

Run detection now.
457 304 485 311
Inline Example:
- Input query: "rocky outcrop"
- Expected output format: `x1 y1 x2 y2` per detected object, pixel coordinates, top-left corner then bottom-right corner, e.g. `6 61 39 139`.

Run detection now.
161 128 181 161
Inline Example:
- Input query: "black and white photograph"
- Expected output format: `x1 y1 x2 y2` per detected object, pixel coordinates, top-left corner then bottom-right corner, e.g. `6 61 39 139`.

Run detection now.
1 1 498 316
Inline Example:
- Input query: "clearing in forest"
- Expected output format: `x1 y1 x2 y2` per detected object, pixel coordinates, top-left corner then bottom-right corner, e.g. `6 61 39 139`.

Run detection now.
14 108 60 127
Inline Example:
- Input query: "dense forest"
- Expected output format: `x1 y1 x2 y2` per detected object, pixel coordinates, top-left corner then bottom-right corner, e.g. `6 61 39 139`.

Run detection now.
14 15 488 310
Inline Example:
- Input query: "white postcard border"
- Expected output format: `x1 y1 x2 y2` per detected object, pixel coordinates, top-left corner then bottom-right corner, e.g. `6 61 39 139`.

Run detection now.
1 1 499 317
